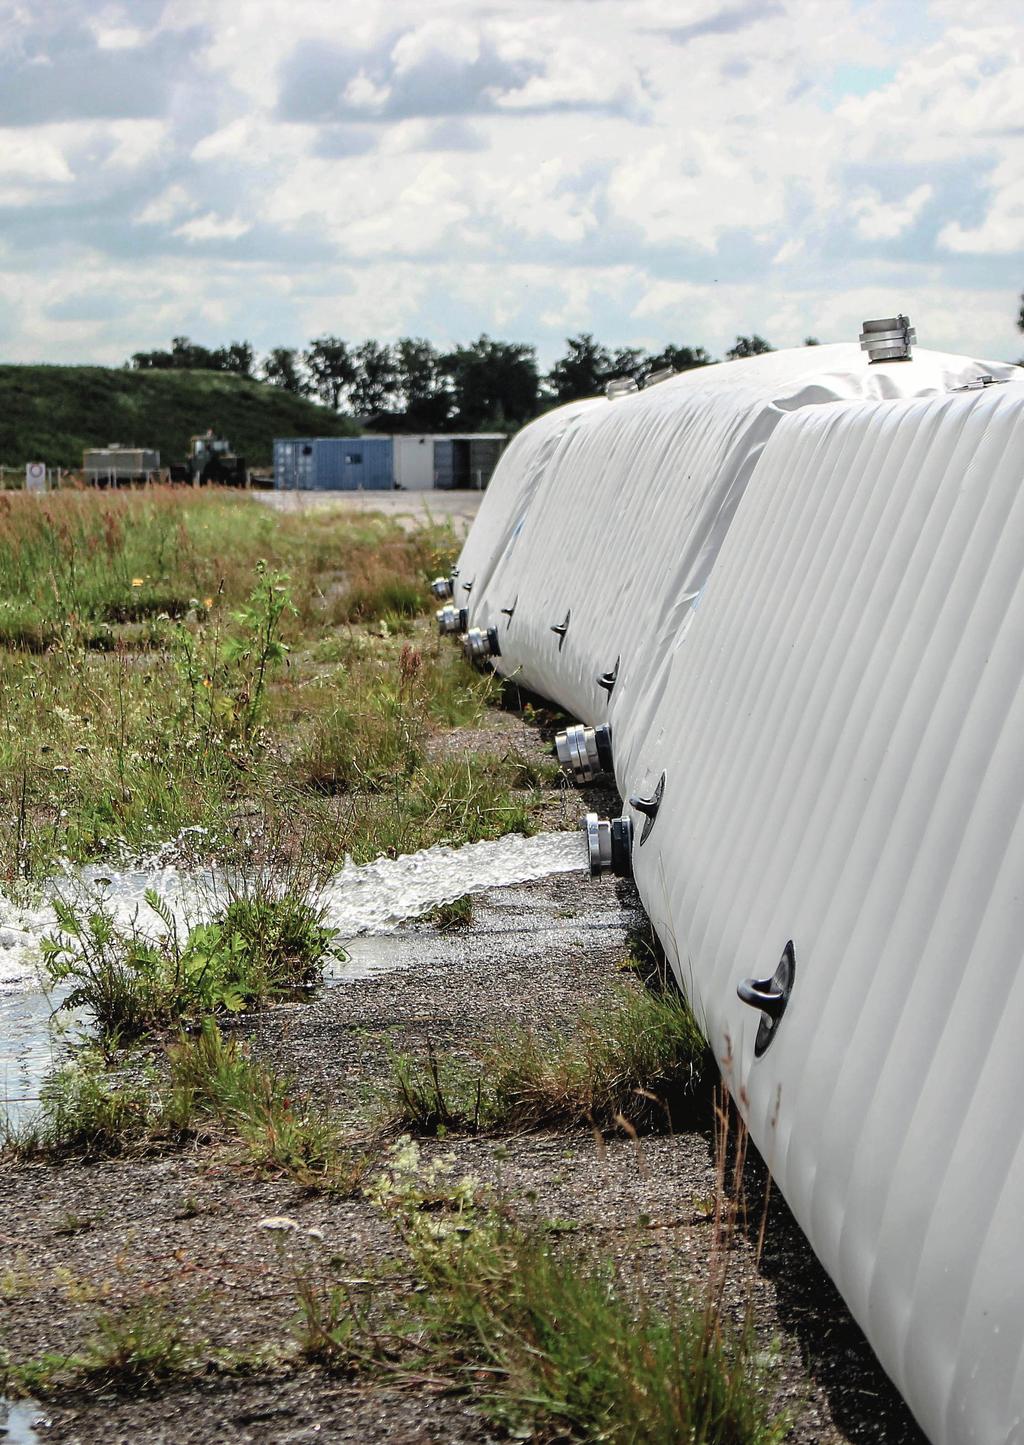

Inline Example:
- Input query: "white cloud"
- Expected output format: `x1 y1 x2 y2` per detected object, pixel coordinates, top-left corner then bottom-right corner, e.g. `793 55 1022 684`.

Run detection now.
191 118 254 163
0 133 73 183
103 119 168 169
833 22 1023 165
0 0 1022 366
772 238 805 266
343 73 391 113
852 183 934 241
391 18 481 73
938 157 1024 254
173 213 252 241
94 26 146 50
137 183 194 225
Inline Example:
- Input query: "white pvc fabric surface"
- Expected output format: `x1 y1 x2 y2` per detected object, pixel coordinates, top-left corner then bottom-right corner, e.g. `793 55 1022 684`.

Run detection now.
455 344 1024 1445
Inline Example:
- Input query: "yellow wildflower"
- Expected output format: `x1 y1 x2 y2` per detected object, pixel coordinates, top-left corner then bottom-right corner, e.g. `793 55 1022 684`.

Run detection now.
131 578 144 587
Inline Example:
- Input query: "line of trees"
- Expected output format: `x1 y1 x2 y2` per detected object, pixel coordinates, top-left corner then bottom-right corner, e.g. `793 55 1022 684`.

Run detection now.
129 331 778 433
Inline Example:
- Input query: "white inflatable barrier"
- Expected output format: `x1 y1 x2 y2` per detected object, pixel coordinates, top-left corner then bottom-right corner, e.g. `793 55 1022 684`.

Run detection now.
454 342 1024 1445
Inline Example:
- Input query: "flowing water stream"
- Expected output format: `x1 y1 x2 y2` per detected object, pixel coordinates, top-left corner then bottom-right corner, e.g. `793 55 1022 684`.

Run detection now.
0 829 590 1126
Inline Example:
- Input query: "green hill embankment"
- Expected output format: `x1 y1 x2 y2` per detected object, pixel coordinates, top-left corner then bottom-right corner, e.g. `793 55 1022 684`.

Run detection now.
0 366 357 470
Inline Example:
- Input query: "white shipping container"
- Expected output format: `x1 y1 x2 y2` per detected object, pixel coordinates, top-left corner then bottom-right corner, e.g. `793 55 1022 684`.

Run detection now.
393 435 436 490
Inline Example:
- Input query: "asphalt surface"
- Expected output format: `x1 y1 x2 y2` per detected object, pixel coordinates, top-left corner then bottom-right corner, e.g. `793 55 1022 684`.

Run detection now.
253 489 484 536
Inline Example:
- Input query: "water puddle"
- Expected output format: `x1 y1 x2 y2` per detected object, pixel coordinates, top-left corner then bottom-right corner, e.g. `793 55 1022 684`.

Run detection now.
0 1399 46 1443
0 829 589 1126
0 987 75 1133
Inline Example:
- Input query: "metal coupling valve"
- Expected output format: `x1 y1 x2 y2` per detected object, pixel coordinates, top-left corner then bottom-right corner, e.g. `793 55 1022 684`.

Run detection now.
860 314 916 363
582 813 633 878
463 626 500 663
554 723 613 782
431 575 454 600
437 604 467 636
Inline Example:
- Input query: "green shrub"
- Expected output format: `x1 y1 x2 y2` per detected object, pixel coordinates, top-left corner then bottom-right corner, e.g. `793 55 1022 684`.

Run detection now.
42 885 336 1042
216 888 335 991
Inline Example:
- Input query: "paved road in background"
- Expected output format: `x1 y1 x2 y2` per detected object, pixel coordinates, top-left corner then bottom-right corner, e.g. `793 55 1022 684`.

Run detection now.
253 488 484 536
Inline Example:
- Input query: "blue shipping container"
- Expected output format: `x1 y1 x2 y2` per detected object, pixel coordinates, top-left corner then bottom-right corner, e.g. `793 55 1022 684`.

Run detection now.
274 439 316 489
274 437 393 490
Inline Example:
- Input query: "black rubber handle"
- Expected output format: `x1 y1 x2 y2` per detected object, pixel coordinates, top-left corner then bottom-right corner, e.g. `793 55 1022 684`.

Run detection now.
737 977 787 1022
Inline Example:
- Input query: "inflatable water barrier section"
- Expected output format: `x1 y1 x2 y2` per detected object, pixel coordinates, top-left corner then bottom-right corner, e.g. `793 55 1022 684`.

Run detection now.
439 320 1024 1445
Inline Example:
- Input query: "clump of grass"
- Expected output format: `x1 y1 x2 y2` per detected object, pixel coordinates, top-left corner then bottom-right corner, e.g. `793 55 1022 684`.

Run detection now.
338 574 424 623
5 1049 156 1160
382 983 712 1135
5 1023 362 1192
414 1226 783 1444
165 1022 363 1191
424 895 474 930
298 641 432 794
297 1138 787 1445
329 540 437 624
386 1043 487 1136
294 1276 373 1375
41 885 336 1043
100 593 193 623
5 1299 201 1398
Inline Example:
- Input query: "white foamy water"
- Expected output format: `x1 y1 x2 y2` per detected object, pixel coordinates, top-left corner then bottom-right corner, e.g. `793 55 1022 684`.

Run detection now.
0 862 217 992
319 829 588 937
0 829 589 992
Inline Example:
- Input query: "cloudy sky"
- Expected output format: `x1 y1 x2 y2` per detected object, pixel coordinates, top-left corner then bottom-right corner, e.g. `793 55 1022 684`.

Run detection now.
1 0 1022 368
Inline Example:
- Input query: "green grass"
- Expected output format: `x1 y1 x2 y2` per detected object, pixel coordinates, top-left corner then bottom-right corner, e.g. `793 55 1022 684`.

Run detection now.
0 364 356 469
7 1048 157 1160
4 1299 202 1398
164 1023 364 1191
381 983 713 1136
0 486 444 637
5 1022 364 1192
0 488 538 882
297 1138 788 1445
424 894 474 929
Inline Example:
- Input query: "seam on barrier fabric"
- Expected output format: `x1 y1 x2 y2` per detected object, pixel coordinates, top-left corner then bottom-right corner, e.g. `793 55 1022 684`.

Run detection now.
681 406 887 981
798 401 1023 1243
786 404 997 1164
853 448 1024 1370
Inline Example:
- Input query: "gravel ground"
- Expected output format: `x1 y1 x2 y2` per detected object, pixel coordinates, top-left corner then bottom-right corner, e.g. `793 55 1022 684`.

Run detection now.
0 707 927 1444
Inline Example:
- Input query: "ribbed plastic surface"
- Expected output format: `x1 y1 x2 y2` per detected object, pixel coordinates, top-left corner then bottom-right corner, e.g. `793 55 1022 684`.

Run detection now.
456 346 1024 1445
